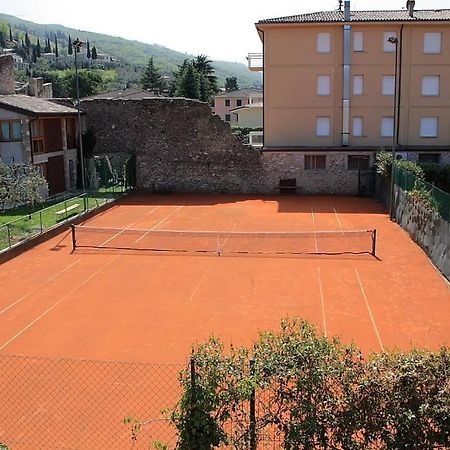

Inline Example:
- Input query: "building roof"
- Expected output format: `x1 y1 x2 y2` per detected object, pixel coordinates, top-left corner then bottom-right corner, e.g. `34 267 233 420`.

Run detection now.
215 88 262 98
230 103 263 112
0 95 79 116
258 9 450 24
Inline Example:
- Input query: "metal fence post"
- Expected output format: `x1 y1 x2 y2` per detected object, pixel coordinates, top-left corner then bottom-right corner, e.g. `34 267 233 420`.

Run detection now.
39 211 43 234
7 224 11 248
64 200 68 221
249 358 256 450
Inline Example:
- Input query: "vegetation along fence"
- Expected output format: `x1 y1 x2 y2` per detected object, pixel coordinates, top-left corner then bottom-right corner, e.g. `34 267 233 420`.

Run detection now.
394 166 450 221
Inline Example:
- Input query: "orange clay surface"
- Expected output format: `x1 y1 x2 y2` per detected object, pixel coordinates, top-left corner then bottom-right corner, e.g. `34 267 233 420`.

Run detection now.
0 194 449 449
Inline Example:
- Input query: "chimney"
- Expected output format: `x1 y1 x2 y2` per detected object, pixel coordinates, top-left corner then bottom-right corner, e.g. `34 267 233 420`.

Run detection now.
406 0 415 17
29 77 44 97
0 54 15 95
344 1 351 21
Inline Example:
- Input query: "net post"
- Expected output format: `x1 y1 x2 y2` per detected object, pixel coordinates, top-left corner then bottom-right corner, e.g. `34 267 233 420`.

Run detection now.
371 229 377 257
71 225 77 251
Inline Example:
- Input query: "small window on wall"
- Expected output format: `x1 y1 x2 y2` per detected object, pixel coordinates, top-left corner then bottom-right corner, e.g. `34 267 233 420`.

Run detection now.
225 99 230 107
381 117 394 137
383 32 397 52
0 121 21 141
353 75 364 96
382 75 395 96
236 99 242 107
348 155 370 170
225 114 231 122
352 117 363 137
317 75 331 96
420 117 438 137
317 33 331 53
422 76 440 96
418 153 440 163
316 117 331 137
353 32 364 52
423 32 442 54
305 155 326 170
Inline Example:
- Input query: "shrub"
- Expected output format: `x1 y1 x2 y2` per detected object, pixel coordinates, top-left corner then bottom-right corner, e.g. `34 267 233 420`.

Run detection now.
375 151 424 180
420 163 450 193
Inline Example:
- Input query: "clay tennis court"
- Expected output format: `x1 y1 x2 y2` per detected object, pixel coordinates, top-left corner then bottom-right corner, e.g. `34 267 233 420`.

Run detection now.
0 194 449 449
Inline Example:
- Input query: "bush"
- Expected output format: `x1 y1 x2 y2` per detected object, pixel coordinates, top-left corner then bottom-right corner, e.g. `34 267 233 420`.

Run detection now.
375 151 424 180
171 319 450 450
420 163 450 193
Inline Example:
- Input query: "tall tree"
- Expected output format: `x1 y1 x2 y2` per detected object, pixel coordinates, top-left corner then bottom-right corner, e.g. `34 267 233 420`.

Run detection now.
91 46 98 60
36 38 41 57
86 40 91 59
25 32 31 47
54 36 59 57
9 27 12 42
176 61 200 100
68 35 73 55
225 77 239 91
193 54 218 102
141 57 163 91
0 31 5 48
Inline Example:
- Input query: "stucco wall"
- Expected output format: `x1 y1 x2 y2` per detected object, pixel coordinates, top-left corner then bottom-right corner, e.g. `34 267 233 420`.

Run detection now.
81 97 374 195
393 185 450 280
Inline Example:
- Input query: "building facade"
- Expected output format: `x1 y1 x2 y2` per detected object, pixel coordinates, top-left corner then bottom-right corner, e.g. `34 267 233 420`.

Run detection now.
251 1 450 169
213 88 263 126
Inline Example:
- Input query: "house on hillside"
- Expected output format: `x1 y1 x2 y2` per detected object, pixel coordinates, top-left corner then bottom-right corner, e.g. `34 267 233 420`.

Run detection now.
213 88 263 126
249 0 450 173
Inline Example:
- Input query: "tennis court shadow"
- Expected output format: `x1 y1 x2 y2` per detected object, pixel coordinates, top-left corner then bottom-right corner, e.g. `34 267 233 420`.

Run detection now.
118 192 387 215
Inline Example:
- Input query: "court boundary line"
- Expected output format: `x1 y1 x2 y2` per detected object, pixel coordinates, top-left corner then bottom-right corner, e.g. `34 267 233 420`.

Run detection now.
0 206 183 351
0 259 82 316
333 208 384 352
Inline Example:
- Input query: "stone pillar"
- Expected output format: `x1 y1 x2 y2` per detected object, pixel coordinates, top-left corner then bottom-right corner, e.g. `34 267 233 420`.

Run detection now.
0 54 15 95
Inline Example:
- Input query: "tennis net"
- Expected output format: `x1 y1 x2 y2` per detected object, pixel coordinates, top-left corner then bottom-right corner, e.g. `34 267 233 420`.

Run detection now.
71 225 377 257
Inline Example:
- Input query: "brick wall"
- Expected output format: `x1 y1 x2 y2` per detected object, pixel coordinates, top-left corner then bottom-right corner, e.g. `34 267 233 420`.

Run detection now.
80 98 374 195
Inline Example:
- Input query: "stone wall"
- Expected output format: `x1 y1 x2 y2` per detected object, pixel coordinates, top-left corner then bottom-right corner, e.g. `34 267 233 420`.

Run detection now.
393 185 450 280
0 54 15 95
81 98 368 195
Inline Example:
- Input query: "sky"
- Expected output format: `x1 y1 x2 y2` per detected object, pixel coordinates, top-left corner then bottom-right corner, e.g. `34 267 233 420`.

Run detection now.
0 0 448 63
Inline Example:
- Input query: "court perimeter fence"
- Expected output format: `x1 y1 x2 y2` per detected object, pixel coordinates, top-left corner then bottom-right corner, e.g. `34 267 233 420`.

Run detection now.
0 355 282 450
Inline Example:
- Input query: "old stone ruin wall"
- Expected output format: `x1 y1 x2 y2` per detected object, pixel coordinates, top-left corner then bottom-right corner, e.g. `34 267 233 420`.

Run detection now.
81 97 362 195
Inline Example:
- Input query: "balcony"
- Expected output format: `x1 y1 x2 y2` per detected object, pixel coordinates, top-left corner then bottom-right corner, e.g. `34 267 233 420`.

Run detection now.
247 53 263 71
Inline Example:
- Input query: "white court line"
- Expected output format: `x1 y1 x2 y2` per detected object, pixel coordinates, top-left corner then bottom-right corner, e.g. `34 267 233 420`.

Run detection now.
317 266 328 337
135 206 183 242
0 259 81 316
334 208 384 352
311 207 319 252
355 268 384 352
0 206 181 351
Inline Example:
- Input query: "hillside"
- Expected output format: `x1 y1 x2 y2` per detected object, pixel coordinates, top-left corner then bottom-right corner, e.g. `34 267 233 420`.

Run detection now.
0 13 261 88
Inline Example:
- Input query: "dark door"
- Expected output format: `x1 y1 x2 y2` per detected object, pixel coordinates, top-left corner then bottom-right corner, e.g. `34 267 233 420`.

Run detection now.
46 155 66 195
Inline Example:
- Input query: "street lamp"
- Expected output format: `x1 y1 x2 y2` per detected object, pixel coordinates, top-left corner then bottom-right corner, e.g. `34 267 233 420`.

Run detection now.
72 37 86 191
388 36 399 221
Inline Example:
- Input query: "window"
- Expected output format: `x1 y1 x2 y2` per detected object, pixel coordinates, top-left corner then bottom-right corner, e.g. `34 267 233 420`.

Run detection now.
352 117 364 137
316 117 331 137
225 99 230 107
224 114 231 122
353 75 364 96
236 99 242 107
422 76 440 96
383 32 397 52
317 33 331 53
317 75 331 96
418 153 440 163
348 155 370 170
381 117 394 137
305 155 326 170
382 75 395 96
353 32 364 52
0 120 21 142
420 117 438 137
423 32 441 54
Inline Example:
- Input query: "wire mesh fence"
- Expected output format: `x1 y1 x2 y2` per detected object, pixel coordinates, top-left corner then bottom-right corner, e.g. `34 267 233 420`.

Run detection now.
394 166 450 221
0 355 183 450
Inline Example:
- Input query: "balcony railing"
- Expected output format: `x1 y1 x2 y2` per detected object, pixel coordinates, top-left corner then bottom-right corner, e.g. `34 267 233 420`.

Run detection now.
247 53 263 71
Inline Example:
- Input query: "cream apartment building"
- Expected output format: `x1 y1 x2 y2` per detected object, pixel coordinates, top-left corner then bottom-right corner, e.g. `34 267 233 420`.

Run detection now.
214 88 263 126
251 1 450 173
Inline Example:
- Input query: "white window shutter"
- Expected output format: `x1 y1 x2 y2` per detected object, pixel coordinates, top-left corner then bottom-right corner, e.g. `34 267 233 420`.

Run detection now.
353 75 364 95
317 75 331 95
420 118 438 137
382 75 395 96
353 32 364 52
352 117 363 137
423 33 441 54
422 76 440 96
383 32 397 52
381 117 394 137
316 117 331 136
317 33 331 53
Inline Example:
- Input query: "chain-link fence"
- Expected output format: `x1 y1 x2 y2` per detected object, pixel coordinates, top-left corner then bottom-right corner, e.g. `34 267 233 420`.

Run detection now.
394 166 450 221
0 355 183 450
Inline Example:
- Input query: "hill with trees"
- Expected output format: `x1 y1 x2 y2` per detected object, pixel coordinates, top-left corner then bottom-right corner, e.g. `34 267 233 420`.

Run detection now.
0 13 261 89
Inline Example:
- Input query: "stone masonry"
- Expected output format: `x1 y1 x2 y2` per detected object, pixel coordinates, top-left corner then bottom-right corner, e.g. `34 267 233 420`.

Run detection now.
0 55 15 95
81 98 372 194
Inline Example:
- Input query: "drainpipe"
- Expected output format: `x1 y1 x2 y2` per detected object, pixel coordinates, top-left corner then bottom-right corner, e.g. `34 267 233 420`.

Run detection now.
342 1 351 147
28 116 38 164
396 24 404 146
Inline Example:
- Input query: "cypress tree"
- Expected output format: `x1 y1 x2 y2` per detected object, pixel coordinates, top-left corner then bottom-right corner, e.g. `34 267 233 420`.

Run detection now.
0 31 5 48
68 35 73 55
25 32 31 47
54 36 59 57
86 40 91 59
9 27 12 42
91 46 97 60
36 38 41 57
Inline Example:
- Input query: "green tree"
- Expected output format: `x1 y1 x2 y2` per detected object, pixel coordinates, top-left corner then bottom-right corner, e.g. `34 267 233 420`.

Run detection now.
141 57 163 91
176 61 200 100
36 38 41 57
9 27 12 42
86 40 91 59
54 35 59 57
68 35 73 55
225 76 239 91
25 32 31 47
64 70 105 98
0 30 5 48
91 45 98 60
193 54 218 101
